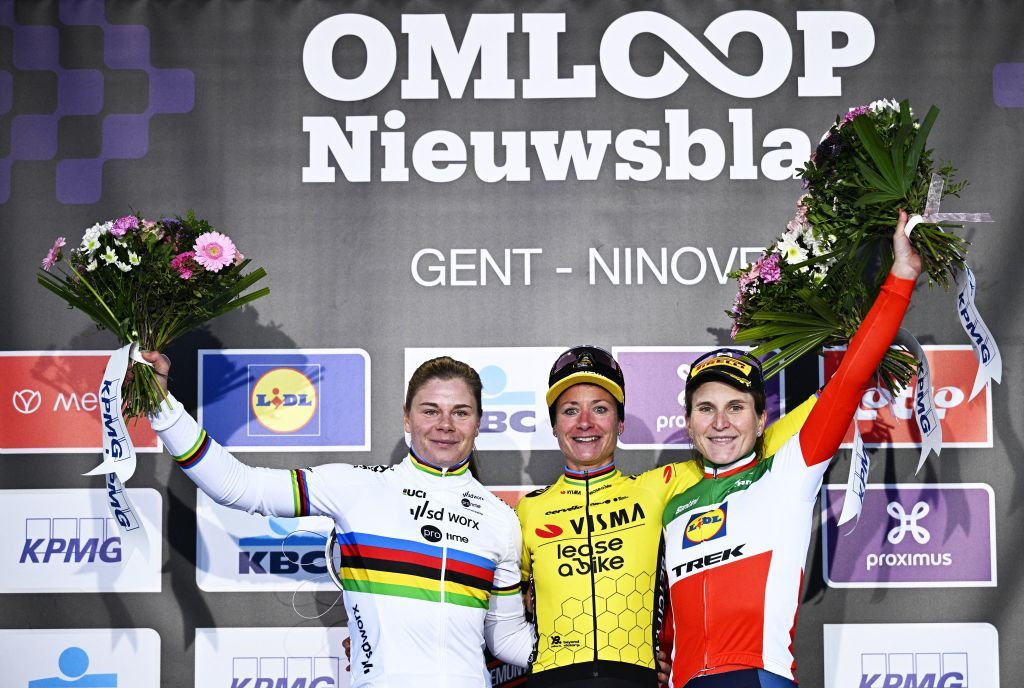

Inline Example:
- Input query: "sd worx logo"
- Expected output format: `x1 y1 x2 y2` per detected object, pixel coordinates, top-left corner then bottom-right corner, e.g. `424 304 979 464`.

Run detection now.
12 389 41 414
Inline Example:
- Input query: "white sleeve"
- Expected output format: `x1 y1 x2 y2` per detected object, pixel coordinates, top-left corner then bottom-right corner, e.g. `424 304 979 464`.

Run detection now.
484 513 536 668
149 394 306 517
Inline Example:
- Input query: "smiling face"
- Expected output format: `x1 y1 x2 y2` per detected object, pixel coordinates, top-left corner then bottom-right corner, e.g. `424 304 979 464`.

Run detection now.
553 383 624 472
686 381 767 466
403 377 480 468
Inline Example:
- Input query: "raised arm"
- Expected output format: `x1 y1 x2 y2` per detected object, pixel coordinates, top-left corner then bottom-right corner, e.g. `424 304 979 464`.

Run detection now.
144 352 309 517
799 210 923 465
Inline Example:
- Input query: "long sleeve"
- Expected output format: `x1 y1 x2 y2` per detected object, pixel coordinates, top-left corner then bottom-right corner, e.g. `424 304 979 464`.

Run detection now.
799 273 916 465
484 513 536 668
149 394 305 516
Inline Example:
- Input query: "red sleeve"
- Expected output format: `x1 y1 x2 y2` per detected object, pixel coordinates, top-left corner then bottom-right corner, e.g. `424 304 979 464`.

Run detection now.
798 273 916 465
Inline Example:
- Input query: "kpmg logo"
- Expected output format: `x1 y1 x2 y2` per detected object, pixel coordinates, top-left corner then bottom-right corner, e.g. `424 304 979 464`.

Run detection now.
614 347 784 449
859 653 967 688
12 388 41 414
0 489 162 593
199 349 369 452
19 517 121 564
823 623 999 688
0 3 194 204
405 347 563 451
0 352 160 454
230 655 340 688
196 494 335 592
822 346 992 449
821 485 996 588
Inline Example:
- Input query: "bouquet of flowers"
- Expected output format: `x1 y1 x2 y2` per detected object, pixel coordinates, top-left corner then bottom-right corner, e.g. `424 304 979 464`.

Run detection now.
38 211 269 417
728 99 971 393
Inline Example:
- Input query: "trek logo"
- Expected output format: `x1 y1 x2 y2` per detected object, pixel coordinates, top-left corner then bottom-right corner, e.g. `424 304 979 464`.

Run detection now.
351 604 374 675
683 504 727 548
556 537 624 577
536 524 563 538
672 544 745 576
19 517 121 564
402 488 426 498
569 503 645 535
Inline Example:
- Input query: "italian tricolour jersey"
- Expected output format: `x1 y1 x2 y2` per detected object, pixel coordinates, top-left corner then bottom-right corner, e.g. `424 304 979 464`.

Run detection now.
662 438 826 684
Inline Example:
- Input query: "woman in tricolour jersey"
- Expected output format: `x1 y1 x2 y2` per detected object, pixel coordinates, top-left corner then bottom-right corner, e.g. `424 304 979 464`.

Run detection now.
662 212 922 687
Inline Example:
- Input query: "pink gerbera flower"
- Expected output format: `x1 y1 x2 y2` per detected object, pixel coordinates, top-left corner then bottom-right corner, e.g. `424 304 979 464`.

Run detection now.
41 237 66 271
193 232 236 272
111 215 139 237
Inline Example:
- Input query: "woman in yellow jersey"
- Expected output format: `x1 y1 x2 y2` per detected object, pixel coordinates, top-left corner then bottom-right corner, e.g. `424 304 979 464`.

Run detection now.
515 347 810 688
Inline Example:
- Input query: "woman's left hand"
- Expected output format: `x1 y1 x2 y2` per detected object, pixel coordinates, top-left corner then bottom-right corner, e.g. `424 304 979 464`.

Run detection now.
892 209 924 281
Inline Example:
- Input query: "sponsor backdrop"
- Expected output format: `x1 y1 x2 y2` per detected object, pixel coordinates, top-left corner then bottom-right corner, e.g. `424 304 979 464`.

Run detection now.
1 1 1021 686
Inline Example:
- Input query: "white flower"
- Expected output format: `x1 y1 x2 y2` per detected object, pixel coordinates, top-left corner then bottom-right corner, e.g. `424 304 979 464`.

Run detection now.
80 236 100 254
100 221 113 235
777 233 808 265
128 251 141 266
100 247 118 264
86 259 98 272
115 261 132 272
114 238 126 248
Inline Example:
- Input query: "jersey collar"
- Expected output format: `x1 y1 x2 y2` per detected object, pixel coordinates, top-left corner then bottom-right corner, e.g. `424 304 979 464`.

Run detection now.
702 450 757 479
562 461 619 487
408 447 471 477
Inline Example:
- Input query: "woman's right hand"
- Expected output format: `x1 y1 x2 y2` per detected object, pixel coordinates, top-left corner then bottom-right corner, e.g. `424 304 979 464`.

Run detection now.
140 351 172 395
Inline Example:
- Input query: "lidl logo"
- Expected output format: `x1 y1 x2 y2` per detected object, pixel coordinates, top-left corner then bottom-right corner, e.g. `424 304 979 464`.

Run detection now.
199 349 369 452
250 366 319 433
683 504 727 548
0 352 159 454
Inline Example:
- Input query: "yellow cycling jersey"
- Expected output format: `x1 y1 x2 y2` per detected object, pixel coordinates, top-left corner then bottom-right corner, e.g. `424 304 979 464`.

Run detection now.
515 396 815 686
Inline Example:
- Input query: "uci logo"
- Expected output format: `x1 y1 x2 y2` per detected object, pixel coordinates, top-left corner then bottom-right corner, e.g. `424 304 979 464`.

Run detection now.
683 505 727 548
250 367 318 433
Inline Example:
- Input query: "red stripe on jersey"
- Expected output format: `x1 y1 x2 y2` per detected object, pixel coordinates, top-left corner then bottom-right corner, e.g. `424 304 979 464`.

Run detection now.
340 543 493 581
670 551 773 686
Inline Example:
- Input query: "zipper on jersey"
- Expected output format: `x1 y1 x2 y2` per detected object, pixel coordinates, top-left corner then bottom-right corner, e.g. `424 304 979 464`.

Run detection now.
439 465 450 681
584 470 600 671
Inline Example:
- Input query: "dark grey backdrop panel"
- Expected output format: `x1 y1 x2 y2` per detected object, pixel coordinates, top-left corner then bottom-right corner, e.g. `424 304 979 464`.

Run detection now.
2 1 1022 686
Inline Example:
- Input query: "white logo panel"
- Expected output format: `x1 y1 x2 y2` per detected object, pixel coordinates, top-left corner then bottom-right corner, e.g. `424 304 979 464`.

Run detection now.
0 628 160 687
823 623 999 688
197 492 336 592
195 627 349 688
405 347 566 451
0 489 162 593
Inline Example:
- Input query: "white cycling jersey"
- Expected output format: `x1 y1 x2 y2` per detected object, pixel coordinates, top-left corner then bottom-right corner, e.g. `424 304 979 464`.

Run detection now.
151 396 533 688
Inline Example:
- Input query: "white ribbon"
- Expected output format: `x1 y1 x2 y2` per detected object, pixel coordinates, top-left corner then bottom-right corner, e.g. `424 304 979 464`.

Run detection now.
956 266 1002 401
893 330 943 473
838 421 870 530
84 342 151 559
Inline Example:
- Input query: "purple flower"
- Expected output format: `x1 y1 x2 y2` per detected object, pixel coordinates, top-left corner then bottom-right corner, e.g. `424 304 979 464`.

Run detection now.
759 253 782 283
111 215 139 237
842 105 870 124
41 237 66 271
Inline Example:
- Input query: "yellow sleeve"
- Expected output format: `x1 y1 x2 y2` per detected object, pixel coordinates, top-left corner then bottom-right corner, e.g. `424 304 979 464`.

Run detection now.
515 500 533 581
763 394 817 457
638 460 703 505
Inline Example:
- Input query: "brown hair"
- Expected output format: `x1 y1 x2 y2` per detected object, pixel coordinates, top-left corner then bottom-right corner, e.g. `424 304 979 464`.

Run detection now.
404 356 483 417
